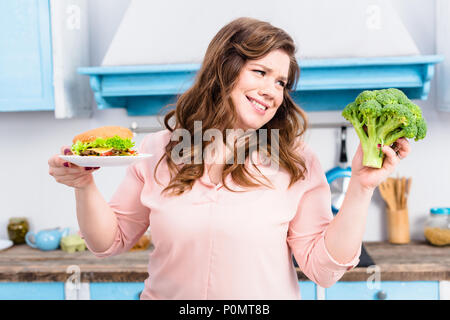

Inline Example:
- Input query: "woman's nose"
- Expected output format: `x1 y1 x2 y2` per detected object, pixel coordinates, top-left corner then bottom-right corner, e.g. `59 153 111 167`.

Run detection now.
258 80 277 100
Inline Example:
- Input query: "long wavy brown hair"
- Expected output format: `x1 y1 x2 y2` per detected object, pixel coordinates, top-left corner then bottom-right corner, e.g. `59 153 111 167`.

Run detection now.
154 17 309 196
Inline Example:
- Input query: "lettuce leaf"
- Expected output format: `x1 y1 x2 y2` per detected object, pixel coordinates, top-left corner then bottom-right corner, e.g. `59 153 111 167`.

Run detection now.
71 136 135 155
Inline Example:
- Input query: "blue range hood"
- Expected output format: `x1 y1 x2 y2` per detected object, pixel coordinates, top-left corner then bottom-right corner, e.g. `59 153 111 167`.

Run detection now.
78 55 443 116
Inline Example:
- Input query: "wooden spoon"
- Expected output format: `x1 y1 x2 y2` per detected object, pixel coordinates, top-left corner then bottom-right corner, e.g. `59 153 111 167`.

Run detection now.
388 178 398 210
404 177 411 208
379 179 396 211
400 177 406 209
395 177 402 210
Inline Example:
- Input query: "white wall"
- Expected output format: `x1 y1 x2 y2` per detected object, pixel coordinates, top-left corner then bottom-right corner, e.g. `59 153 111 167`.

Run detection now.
1 0 449 242
102 0 420 65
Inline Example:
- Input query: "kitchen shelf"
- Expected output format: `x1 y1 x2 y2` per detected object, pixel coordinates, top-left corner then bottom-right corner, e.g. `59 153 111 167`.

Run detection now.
1 241 448 282
78 55 443 116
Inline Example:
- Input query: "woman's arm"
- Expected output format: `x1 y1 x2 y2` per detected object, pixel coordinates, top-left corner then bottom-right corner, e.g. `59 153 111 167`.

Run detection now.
324 179 373 264
75 182 119 253
48 148 119 253
324 138 410 264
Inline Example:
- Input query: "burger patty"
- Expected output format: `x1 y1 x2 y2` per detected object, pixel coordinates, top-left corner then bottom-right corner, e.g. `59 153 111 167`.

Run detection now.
80 148 123 156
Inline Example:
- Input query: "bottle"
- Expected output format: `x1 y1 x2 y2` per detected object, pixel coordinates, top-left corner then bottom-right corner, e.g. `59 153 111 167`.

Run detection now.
424 208 450 246
7 218 30 245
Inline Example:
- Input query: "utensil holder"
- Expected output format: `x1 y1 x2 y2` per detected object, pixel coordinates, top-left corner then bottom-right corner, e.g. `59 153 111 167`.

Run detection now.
387 208 410 244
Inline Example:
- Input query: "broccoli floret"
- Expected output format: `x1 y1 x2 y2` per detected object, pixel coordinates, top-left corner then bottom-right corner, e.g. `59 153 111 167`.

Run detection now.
342 88 427 168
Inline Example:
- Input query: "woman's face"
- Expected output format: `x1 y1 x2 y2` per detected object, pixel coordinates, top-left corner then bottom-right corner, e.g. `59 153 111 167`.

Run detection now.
230 49 290 131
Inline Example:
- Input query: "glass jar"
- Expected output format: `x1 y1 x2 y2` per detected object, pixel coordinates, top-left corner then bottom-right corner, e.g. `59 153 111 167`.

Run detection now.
7 218 29 245
424 208 450 246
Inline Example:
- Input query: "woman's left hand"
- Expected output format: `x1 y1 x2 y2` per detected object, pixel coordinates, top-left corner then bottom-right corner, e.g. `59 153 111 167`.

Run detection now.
350 138 411 191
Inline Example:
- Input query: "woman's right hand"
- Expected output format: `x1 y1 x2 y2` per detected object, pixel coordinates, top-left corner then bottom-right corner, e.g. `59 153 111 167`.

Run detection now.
48 146 100 189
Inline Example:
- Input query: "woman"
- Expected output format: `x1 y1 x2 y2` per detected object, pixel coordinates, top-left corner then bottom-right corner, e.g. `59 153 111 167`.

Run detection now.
48 17 409 299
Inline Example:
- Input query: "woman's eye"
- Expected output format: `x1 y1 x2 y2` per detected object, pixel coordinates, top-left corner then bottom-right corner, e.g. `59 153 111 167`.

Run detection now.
277 80 286 88
253 69 286 87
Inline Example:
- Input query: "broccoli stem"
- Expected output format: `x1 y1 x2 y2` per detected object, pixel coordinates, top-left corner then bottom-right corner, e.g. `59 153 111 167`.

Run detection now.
362 142 384 168
377 118 402 142
384 129 405 146
351 118 384 168
362 118 384 168
351 121 383 168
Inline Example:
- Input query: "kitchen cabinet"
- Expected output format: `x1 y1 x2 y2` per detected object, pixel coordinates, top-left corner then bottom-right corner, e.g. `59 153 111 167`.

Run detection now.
0 0 54 112
0 0 90 116
0 282 143 300
325 281 440 300
0 282 65 300
299 281 316 300
0 281 313 300
0 280 442 300
90 282 145 300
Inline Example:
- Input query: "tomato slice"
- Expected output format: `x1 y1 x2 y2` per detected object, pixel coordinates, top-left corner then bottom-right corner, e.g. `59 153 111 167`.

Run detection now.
101 151 113 156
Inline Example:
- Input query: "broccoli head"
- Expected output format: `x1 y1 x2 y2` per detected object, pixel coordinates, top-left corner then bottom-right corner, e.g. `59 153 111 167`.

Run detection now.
342 88 427 168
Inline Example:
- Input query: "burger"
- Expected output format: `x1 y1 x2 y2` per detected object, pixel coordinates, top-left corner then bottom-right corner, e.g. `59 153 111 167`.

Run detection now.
71 126 137 156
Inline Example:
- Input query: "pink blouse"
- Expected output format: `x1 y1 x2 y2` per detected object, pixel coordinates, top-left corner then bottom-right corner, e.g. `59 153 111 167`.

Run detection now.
81 129 360 300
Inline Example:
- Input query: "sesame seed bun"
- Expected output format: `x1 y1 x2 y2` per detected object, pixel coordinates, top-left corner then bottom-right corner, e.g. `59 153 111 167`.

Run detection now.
72 126 133 144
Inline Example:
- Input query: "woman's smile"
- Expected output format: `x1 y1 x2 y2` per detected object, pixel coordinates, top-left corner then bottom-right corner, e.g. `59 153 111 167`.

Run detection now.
247 96 269 114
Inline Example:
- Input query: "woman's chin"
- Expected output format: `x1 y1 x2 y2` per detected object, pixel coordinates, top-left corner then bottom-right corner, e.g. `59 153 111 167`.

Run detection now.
235 124 261 131
235 118 265 131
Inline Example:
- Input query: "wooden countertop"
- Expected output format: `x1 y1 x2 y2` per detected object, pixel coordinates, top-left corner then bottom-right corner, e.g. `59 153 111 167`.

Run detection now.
0 241 448 282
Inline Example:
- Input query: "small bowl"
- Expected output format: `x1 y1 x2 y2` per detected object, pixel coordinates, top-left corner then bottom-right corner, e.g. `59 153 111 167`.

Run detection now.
0 239 13 251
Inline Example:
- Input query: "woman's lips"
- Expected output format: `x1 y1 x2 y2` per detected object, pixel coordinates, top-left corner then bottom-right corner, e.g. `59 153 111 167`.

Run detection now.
247 96 267 115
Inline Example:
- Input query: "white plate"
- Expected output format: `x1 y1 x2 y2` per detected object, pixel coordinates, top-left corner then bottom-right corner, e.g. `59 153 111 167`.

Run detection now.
0 239 13 251
59 154 153 167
